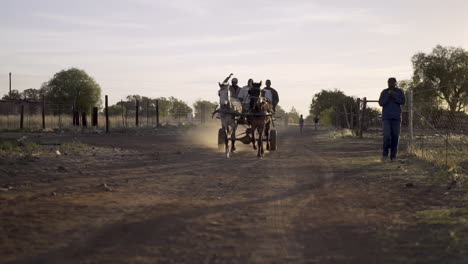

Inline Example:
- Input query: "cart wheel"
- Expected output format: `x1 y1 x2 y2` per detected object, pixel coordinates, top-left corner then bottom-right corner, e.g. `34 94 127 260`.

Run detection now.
270 129 277 151
218 128 225 151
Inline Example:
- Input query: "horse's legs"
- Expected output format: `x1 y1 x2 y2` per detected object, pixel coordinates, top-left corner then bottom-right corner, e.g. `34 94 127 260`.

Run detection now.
265 121 271 151
230 123 237 152
257 126 264 157
224 126 230 158
252 126 257 150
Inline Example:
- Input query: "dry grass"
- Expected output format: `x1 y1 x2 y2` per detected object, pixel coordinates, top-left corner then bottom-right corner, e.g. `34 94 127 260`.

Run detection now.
409 137 468 182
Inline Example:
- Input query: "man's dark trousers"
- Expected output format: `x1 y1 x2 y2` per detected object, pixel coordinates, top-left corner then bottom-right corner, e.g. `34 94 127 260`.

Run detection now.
383 119 401 159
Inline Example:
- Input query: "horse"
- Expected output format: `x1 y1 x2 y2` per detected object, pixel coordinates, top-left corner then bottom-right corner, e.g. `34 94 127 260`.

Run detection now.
217 81 242 158
248 81 273 158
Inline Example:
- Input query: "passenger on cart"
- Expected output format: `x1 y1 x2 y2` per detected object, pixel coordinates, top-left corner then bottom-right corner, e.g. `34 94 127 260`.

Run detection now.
261 79 279 113
238 79 252 111
222 73 241 99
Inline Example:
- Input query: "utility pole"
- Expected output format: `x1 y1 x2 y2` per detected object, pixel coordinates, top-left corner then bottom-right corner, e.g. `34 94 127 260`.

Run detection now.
9 72 12 96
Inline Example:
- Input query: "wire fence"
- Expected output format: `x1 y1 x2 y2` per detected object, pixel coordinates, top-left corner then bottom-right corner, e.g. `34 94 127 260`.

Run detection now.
409 102 468 179
0 100 75 131
329 91 468 179
0 97 221 132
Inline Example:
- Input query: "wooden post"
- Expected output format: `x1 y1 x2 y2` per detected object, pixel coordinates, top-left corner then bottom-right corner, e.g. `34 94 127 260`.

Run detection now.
20 104 24 129
9 72 12 96
135 100 139 127
156 99 160 127
58 104 62 130
105 95 109 133
146 100 149 126
72 104 75 126
359 97 367 138
81 112 87 127
356 98 361 136
42 96 46 129
408 88 414 146
120 99 125 127
343 104 350 129
92 107 98 127
73 109 79 126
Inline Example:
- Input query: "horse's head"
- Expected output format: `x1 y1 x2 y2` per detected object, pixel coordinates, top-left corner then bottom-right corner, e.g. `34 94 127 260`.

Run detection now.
249 81 264 112
250 81 262 97
218 82 231 108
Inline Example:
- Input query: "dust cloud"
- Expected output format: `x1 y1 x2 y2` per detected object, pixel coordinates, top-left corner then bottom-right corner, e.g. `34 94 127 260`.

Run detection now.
185 123 255 153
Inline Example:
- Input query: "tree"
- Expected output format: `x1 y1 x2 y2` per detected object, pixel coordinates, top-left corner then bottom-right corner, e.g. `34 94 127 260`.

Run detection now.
275 105 286 117
193 100 217 121
153 97 172 118
309 89 358 127
41 68 102 112
169 97 192 119
288 106 300 124
398 79 441 113
2 89 21 100
412 45 468 112
21 88 42 101
309 89 355 116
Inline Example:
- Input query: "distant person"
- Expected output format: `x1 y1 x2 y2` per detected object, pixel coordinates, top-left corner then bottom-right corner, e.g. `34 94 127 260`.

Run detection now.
299 115 304 134
378 77 406 161
314 116 320 131
238 79 253 112
261 80 279 112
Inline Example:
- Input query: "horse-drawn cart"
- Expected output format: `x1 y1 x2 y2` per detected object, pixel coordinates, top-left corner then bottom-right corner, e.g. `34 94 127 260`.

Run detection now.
217 112 278 153
216 80 277 158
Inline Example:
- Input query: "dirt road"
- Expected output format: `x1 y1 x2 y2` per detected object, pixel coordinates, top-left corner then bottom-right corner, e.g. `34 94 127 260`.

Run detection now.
1 126 467 263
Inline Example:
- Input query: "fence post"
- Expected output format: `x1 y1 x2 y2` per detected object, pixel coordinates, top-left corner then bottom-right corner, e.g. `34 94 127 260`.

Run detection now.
92 107 98 127
121 100 125 127
135 100 139 127
81 112 87 127
359 97 367 138
105 95 109 133
146 100 149 126
9 72 12 96
343 104 350 129
20 104 24 129
58 104 62 130
72 104 75 126
408 88 414 146
356 98 361 136
42 96 46 129
156 99 160 127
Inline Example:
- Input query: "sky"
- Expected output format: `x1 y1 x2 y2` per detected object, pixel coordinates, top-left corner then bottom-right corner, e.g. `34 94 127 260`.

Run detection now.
2 0 468 115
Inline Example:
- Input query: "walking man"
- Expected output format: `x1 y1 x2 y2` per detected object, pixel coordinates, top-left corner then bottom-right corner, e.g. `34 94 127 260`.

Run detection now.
379 77 406 161
314 116 319 131
299 114 304 134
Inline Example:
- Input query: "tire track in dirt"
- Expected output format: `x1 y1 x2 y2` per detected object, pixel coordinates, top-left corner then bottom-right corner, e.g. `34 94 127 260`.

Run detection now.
267 130 336 263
